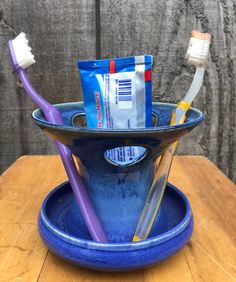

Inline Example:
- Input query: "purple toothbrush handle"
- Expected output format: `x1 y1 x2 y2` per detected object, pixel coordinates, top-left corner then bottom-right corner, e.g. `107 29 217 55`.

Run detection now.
18 68 108 242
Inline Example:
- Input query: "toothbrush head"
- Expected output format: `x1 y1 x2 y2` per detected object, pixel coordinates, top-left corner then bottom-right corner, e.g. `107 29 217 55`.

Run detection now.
8 32 36 71
185 31 211 67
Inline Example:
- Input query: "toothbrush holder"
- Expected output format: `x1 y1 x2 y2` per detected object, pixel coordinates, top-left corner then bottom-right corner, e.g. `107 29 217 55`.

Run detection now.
32 102 203 243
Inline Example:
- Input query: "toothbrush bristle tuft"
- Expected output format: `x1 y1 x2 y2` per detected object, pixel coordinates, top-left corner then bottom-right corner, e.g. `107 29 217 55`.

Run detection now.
11 32 36 69
186 31 211 66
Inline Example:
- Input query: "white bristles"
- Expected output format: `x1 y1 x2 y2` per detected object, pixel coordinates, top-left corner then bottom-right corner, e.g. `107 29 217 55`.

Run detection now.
12 32 36 69
185 31 211 67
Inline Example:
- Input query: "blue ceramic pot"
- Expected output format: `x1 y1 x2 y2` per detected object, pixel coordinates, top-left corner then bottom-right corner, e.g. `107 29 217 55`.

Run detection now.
33 102 203 242
38 181 193 271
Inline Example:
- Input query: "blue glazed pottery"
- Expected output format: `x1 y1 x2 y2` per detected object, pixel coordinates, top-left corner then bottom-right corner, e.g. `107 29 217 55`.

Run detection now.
38 181 193 271
32 102 203 242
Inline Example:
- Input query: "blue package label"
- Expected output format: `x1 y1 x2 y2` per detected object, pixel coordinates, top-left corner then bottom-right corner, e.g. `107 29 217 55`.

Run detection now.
78 55 152 165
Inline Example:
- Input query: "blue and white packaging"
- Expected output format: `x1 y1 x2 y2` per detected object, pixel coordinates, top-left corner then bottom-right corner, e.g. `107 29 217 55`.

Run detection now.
78 55 153 165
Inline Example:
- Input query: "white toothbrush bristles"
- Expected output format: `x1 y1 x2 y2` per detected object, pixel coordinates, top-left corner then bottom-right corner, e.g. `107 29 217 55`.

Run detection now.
12 32 36 69
186 31 211 67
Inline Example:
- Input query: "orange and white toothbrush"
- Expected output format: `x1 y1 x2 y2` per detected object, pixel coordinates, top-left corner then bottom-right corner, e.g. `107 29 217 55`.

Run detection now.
133 31 211 242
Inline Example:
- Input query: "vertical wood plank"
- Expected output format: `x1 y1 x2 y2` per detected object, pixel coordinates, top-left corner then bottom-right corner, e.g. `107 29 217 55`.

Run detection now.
0 0 96 173
100 0 236 182
0 0 235 182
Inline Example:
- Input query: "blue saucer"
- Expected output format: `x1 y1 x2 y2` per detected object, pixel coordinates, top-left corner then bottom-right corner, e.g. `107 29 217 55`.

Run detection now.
38 181 193 271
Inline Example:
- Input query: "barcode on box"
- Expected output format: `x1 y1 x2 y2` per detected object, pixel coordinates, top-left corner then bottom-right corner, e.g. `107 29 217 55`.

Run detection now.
117 79 133 109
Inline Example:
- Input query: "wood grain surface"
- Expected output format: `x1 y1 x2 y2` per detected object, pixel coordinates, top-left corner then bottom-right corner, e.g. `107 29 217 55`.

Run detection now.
0 1 235 182
0 156 235 281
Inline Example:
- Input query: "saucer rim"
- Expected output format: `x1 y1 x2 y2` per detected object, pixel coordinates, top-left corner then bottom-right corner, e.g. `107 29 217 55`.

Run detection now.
39 181 192 252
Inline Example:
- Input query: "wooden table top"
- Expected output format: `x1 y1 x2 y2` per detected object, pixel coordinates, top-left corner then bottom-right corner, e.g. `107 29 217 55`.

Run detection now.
0 156 235 281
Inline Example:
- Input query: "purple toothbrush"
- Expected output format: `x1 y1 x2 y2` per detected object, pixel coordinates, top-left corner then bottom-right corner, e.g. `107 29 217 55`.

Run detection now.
8 32 107 242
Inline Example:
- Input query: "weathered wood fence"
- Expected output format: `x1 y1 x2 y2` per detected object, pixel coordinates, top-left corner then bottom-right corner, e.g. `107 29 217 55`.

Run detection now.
0 0 235 182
